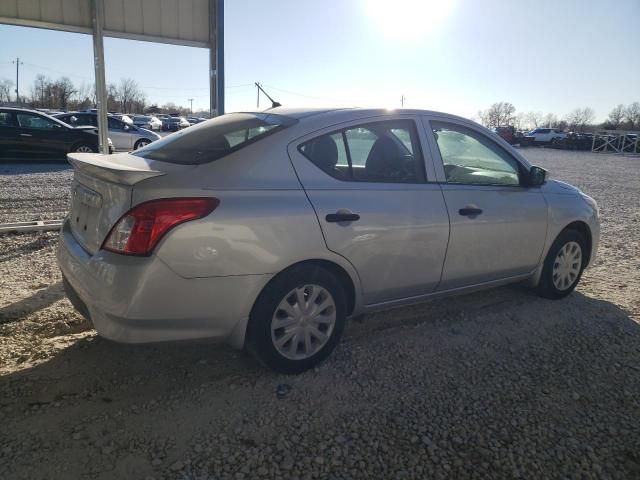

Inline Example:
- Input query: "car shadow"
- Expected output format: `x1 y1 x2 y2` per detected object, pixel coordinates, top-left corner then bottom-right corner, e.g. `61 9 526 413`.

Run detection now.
0 234 56 263
0 281 65 324
0 162 71 174
1 287 637 390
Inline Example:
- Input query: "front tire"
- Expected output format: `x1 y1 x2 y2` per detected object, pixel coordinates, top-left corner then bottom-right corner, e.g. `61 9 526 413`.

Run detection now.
537 230 587 299
247 265 346 374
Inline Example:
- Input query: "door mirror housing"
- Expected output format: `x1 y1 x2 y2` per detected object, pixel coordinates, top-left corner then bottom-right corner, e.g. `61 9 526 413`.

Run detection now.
527 166 547 186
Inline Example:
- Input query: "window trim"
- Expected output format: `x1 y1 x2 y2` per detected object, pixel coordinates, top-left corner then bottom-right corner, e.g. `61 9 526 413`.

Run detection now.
297 119 428 185
428 119 529 188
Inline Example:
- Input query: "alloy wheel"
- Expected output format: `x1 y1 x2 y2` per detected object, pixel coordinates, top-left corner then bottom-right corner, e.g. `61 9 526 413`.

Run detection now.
552 241 582 290
75 145 94 153
270 284 336 360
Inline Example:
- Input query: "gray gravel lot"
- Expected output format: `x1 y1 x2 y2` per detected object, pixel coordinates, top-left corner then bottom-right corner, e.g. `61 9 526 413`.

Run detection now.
0 149 639 479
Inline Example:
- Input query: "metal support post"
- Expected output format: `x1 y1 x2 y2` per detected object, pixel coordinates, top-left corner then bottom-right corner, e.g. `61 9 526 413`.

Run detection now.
91 0 110 154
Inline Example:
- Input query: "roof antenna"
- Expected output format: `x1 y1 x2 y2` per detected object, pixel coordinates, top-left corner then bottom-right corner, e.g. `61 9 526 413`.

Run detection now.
255 82 282 109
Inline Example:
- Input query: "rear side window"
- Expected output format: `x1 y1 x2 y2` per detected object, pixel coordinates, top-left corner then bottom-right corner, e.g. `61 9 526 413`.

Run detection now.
299 120 425 184
0 112 13 127
134 113 295 164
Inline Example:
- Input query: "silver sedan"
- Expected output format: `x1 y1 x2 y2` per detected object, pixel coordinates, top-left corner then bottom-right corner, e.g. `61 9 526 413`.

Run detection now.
57 108 600 373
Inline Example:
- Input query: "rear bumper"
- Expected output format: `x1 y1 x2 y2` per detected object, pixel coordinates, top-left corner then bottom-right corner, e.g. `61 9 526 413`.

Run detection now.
57 220 271 348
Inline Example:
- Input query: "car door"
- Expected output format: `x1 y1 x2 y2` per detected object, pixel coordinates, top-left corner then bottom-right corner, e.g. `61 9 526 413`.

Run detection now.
107 117 133 150
288 116 450 305
0 111 22 159
424 117 548 290
14 111 69 159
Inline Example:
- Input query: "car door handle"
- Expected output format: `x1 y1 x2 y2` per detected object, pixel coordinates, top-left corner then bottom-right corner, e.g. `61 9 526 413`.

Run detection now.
459 207 483 216
20 133 32 137
326 212 360 223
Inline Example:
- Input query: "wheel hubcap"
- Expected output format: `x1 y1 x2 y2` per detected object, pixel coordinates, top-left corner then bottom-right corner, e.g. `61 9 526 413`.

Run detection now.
137 141 149 149
76 146 92 153
271 284 336 360
552 241 582 290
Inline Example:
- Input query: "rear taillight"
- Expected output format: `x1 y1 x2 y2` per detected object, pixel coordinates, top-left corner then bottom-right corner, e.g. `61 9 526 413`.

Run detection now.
102 197 219 256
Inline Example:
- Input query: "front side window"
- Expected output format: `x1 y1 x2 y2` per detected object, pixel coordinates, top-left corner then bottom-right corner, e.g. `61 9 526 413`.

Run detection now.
432 121 521 186
300 120 425 184
16 113 56 130
133 112 295 165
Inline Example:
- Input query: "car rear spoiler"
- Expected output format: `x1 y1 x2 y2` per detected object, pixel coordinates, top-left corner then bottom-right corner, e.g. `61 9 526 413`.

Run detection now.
67 152 166 185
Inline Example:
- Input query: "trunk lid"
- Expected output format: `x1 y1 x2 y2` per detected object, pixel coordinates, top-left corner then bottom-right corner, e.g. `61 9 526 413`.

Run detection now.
66 152 187 255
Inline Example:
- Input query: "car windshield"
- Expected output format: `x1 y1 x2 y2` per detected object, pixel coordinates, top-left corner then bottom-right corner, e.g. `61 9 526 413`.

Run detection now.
133 112 296 164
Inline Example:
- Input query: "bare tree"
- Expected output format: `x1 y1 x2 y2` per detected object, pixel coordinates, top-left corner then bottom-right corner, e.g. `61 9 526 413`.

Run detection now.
54 77 76 111
117 78 145 113
607 104 625 129
543 112 558 128
106 83 119 111
32 74 49 107
624 102 640 130
565 107 595 132
0 78 14 103
74 82 95 110
524 111 543 129
478 101 517 128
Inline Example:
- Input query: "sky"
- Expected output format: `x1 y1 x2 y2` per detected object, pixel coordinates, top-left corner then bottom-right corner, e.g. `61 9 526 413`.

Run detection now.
0 0 638 121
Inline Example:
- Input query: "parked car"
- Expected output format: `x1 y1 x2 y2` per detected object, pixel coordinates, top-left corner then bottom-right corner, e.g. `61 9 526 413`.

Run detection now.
0 107 113 161
111 114 133 125
525 128 567 145
132 115 163 131
187 117 207 126
491 126 515 144
552 132 593 150
54 112 161 151
162 116 190 131
58 107 599 373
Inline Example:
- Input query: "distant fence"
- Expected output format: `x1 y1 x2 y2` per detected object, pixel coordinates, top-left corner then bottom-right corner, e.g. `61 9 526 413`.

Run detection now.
592 130 639 154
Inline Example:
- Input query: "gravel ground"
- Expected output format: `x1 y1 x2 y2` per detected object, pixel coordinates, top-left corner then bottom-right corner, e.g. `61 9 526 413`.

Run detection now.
0 149 639 479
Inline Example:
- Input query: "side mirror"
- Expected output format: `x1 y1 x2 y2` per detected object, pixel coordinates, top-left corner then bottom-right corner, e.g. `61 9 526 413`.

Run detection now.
123 124 130 131
528 166 548 186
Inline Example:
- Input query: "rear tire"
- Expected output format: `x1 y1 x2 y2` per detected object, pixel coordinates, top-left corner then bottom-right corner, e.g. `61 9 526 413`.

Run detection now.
247 265 346 374
134 139 151 150
537 229 587 299
73 143 97 153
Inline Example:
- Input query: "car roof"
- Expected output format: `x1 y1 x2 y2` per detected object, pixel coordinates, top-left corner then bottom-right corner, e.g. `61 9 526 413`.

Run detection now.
240 107 477 125
1 106 55 114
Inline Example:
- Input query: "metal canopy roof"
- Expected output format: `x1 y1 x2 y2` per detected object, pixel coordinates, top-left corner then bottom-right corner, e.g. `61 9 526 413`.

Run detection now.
0 0 224 154
0 0 211 47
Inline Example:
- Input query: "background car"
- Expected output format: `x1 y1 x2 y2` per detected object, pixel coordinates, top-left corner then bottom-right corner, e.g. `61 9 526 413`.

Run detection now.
525 128 567 145
162 116 190 131
58 107 599 374
132 115 162 131
0 107 113 161
55 112 161 151
187 117 207 126
110 114 133 125
491 126 515 144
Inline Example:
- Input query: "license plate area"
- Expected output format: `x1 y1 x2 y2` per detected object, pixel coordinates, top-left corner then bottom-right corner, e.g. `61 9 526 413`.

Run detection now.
69 181 103 248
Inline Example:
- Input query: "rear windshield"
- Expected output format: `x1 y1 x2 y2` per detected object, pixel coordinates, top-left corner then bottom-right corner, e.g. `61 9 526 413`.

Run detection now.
133 113 295 164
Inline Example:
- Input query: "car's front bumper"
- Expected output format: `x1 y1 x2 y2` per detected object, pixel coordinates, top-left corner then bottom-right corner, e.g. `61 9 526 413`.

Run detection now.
57 219 271 348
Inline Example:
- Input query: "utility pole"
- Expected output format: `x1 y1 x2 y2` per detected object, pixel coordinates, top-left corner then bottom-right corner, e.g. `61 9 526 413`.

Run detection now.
12 57 23 103
188 98 194 113
400 95 405 108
